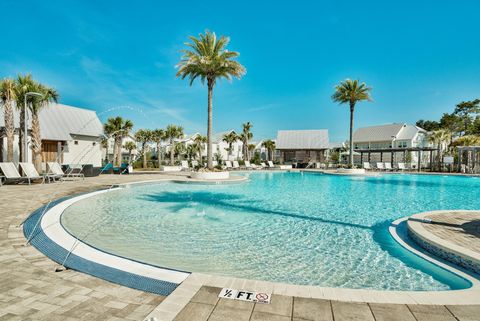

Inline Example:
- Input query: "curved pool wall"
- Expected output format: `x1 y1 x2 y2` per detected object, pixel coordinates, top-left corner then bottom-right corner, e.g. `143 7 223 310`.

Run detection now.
23 192 187 296
58 172 480 291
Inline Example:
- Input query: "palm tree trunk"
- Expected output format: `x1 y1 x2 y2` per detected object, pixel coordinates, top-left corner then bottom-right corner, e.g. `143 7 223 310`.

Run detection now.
349 103 355 168
111 137 117 164
207 79 214 170
4 101 15 162
143 145 147 168
157 142 161 168
116 137 123 166
170 140 175 165
31 113 42 172
19 108 25 163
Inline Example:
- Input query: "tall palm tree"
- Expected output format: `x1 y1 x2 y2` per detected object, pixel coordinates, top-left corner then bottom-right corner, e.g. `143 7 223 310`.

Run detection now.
262 139 276 161
193 134 207 161
152 129 166 168
135 129 153 168
222 131 238 159
165 125 184 165
103 117 134 166
428 129 452 171
123 141 137 164
240 122 253 161
30 83 58 171
14 74 37 162
332 79 372 168
0 78 17 162
176 30 246 169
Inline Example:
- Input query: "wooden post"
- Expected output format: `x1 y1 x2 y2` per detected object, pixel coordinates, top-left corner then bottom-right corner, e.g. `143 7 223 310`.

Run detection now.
380 152 383 162
418 150 422 172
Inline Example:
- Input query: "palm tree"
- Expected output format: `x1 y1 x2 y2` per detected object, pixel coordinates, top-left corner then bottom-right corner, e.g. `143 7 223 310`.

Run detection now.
174 142 186 161
14 74 37 162
134 129 153 168
332 79 372 168
193 134 207 161
123 141 137 164
240 122 253 161
186 144 198 161
176 30 246 169
222 131 238 159
248 143 256 161
30 83 59 171
165 125 184 165
103 117 134 166
0 78 17 162
262 139 276 161
428 129 451 171
152 129 166 168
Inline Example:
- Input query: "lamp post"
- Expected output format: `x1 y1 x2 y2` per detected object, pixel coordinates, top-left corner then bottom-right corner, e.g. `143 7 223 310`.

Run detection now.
24 92 42 162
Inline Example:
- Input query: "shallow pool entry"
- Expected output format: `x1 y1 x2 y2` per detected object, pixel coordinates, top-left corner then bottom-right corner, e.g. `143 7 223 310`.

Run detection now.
61 172 480 290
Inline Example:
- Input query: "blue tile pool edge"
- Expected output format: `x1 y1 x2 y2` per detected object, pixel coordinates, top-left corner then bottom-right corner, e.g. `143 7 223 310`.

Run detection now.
22 194 184 296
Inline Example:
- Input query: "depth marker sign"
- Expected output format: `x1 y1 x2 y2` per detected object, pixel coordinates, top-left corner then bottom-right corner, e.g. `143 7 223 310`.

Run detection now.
218 288 271 304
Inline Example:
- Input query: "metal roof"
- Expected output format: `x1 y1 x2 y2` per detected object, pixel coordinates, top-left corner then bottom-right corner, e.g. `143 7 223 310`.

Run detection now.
0 102 103 141
353 124 400 142
276 129 329 150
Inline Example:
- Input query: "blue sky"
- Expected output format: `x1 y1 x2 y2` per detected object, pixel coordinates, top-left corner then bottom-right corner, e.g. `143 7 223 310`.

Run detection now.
1 1 479 142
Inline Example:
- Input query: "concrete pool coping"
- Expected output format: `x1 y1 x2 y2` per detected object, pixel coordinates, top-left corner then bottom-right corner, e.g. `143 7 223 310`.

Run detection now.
25 175 480 319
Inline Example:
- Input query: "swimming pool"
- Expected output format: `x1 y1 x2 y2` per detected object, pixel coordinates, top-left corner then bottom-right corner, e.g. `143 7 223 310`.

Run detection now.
61 172 479 290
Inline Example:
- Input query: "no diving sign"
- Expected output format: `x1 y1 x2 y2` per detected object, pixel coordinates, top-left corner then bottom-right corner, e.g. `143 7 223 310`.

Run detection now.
218 288 271 304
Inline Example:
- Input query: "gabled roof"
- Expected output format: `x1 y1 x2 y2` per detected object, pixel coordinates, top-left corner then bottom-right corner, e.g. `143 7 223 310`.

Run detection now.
353 123 426 143
211 130 238 143
0 103 103 141
276 129 329 150
353 123 404 142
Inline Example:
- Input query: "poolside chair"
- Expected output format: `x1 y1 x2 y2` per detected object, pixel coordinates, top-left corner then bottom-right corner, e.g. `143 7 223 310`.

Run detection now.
192 160 199 168
260 162 267 169
363 162 372 170
18 163 46 184
397 162 406 171
181 160 190 171
376 162 385 171
0 162 30 184
244 161 255 170
232 161 240 170
47 162 84 180
384 162 393 171
225 161 233 170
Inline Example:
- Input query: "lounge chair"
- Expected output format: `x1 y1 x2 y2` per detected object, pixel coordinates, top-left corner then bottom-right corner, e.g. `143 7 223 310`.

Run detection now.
232 161 240 170
18 163 46 184
260 162 267 169
244 161 256 170
376 162 385 171
181 160 190 171
0 162 30 184
47 162 84 180
398 162 406 171
224 161 233 170
363 162 372 170
267 161 277 169
384 162 394 171
192 160 199 168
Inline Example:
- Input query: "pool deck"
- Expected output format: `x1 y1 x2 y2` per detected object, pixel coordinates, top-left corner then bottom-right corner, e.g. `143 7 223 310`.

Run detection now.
1 172 480 320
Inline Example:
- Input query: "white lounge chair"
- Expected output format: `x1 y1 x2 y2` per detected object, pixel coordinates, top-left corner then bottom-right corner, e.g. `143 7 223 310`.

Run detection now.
47 162 84 180
260 162 267 169
363 162 372 170
398 162 406 171
267 161 277 169
384 162 393 171
376 162 385 171
192 160 199 168
244 161 257 170
232 161 240 170
181 160 190 171
225 161 233 170
18 163 46 184
0 162 30 184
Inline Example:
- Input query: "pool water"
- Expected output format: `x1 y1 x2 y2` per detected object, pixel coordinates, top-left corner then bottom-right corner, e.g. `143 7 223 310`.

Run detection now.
61 172 479 290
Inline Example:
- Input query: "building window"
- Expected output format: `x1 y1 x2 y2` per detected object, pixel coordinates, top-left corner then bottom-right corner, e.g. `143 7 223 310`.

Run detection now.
74 141 79 145
92 142 96 146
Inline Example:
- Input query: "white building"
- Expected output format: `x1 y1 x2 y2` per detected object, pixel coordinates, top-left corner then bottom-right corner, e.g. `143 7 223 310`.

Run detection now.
0 103 104 167
352 123 430 164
